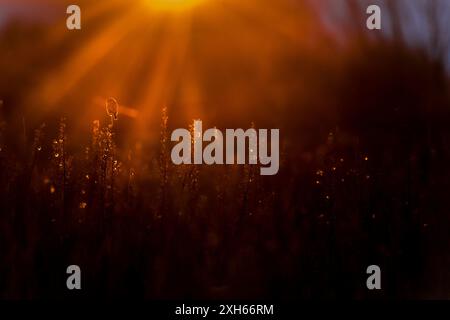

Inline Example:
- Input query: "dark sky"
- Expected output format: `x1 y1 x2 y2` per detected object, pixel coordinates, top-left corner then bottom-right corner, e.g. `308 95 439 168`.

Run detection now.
315 0 450 68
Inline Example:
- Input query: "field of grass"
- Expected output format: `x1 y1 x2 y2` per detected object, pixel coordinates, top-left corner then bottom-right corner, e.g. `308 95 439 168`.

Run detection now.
1 0 450 300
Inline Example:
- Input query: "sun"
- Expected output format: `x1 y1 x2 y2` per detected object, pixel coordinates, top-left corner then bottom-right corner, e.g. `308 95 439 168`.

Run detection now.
144 0 206 12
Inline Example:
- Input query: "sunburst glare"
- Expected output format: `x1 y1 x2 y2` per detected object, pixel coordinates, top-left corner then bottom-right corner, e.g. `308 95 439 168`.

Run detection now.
143 0 207 12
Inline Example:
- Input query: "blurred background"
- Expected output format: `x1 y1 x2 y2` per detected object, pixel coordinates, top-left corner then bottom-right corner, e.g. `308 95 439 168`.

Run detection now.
0 0 450 300
1 0 447 144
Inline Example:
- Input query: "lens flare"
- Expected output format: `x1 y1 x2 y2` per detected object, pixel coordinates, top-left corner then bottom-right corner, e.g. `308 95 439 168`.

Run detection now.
144 0 206 12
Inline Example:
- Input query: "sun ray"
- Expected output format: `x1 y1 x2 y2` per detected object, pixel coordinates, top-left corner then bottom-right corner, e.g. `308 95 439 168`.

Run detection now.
136 13 194 140
29 4 146 109
142 0 207 12
42 1 129 48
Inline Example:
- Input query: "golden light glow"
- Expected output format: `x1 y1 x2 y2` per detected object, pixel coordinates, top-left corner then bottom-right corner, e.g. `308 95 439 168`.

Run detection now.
144 0 206 12
26 0 311 141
